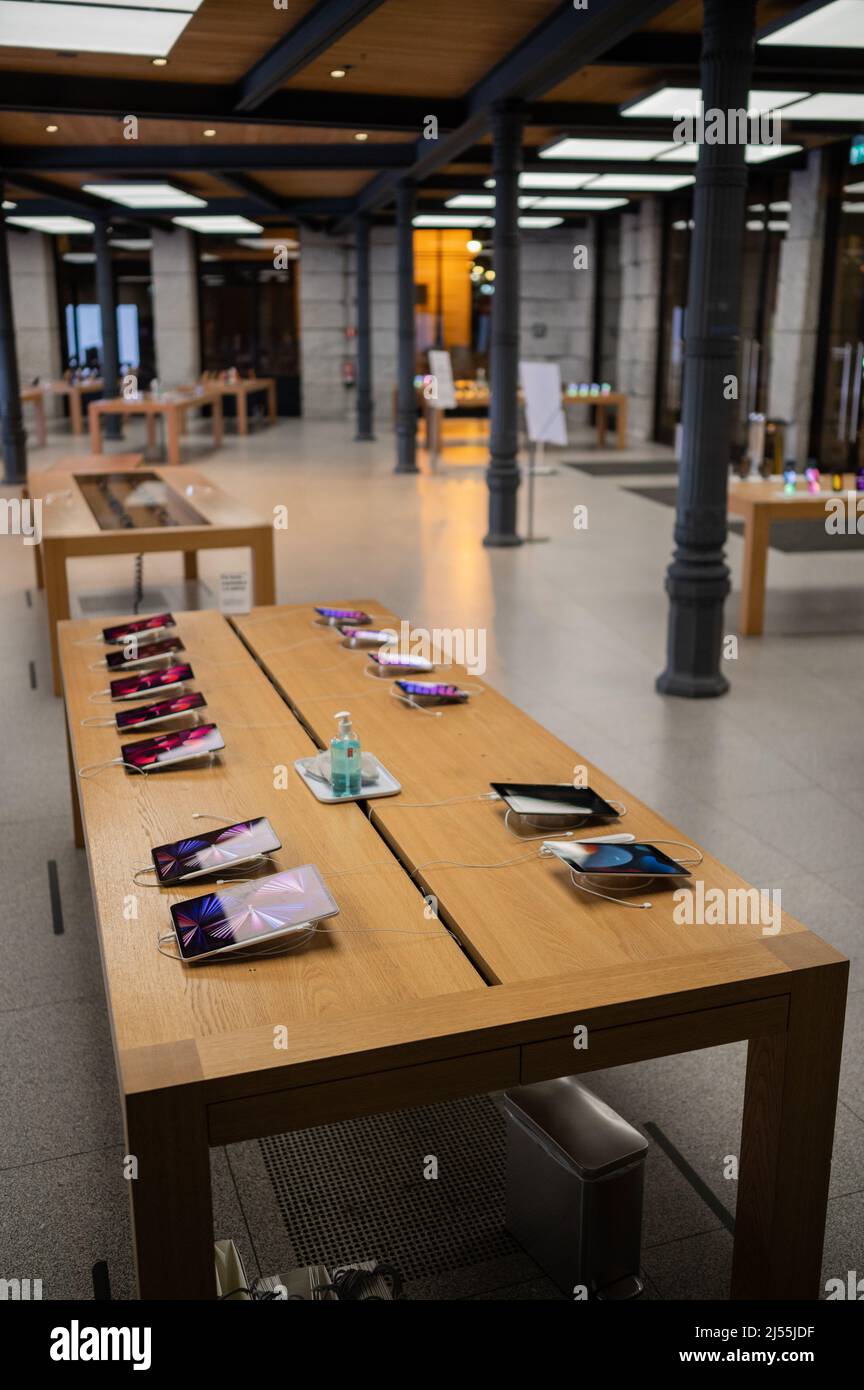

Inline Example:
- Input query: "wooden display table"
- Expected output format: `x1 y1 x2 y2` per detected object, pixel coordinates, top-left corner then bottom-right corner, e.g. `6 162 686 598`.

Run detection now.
423 386 629 456
41 377 105 434
33 465 274 694
20 386 47 446
89 388 223 467
59 595 845 1299
563 390 628 449
203 378 277 434
728 474 859 636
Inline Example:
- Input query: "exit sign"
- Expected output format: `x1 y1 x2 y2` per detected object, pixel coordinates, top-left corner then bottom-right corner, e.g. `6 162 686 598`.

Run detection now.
851 135 864 166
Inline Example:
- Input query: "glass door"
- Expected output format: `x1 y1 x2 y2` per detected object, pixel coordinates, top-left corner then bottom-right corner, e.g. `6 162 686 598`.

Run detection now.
817 211 864 472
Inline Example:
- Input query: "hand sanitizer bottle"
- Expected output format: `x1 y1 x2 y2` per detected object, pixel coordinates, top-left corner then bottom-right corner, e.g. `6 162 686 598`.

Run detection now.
330 711 361 796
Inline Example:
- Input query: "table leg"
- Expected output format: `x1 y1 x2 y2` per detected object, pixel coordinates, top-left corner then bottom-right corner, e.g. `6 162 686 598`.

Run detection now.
44 541 70 697
236 391 248 436
739 507 770 636
35 396 47 447
89 405 102 455
267 382 277 424
617 397 627 449
596 404 607 448
125 1069 216 1300
731 960 847 1299
146 412 157 454
212 395 223 450
66 719 84 849
183 550 199 583
251 525 276 606
70 391 83 436
165 408 181 467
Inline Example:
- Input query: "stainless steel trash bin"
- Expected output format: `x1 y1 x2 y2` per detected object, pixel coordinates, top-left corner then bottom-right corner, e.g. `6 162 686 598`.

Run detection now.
502 1076 648 1300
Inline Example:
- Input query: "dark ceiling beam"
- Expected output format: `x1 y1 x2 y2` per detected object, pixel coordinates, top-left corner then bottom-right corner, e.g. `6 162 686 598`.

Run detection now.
349 0 683 222
597 34 864 91
0 72 465 132
0 144 415 172
217 172 290 213
234 0 389 113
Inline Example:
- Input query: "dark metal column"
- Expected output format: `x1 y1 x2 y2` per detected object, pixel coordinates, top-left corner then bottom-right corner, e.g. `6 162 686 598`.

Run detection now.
657 0 757 697
93 218 121 438
394 180 418 473
0 203 27 484
484 101 524 547
354 213 375 441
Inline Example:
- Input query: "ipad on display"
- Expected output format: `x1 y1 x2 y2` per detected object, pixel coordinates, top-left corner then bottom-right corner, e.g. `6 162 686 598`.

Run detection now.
151 816 281 884
105 637 185 670
315 606 372 625
115 692 206 731
369 651 434 672
120 722 224 772
102 612 175 644
169 866 339 962
491 783 618 820
544 840 690 877
110 663 193 701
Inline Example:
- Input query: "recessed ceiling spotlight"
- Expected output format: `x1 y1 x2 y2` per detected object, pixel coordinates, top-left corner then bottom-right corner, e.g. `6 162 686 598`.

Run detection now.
152 57 168 67
330 67 348 79
203 129 216 138
2 200 16 210
45 124 59 133
354 132 369 141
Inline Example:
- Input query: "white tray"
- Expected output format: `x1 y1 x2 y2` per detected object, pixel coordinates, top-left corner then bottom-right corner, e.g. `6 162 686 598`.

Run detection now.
294 754 402 803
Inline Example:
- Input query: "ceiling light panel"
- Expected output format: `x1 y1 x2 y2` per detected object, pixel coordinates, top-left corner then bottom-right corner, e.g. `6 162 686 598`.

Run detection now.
583 172 695 191
84 183 206 208
759 0 864 48
622 86 809 118
656 143 802 163
540 137 676 161
771 93 864 121
0 0 202 57
7 215 95 233
172 215 262 234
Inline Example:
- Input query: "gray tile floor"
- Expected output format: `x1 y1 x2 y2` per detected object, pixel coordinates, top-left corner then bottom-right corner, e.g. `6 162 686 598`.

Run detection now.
1 414 862 1300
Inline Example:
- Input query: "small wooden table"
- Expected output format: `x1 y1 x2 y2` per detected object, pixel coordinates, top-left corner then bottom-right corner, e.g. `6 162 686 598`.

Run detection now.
423 387 629 456
33 465 275 694
562 390 628 448
20 386 47 446
204 378 277 434
41 378 105 434
728 474 858 636
88 388 223 467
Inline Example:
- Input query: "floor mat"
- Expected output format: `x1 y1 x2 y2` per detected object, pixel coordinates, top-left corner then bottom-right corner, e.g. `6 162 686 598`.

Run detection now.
259 1093 530 1289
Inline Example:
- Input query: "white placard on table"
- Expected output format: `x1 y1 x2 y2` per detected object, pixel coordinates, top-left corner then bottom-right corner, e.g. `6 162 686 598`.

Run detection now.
520 361 567 447
219 570 252 615
427 349 456 410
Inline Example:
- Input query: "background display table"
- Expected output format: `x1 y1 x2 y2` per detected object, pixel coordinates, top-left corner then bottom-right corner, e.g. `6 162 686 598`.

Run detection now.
89 388 224 466
33 465 275 693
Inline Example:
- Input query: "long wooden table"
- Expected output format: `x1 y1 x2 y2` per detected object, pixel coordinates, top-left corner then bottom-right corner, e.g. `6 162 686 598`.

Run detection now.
33 466 275 695
728 474 859 635
424 388 629 457
59 596 848 1300
89 388 223 466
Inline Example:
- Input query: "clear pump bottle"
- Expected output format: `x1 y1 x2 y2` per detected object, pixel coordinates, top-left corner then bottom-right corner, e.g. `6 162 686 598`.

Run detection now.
330 710 362 796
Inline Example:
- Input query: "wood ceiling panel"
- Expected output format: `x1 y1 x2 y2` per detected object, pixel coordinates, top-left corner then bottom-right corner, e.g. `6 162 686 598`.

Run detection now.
258 170 374 197
543 66 673 106
0 113 413 147
283 0 563 99
0 0 319 83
